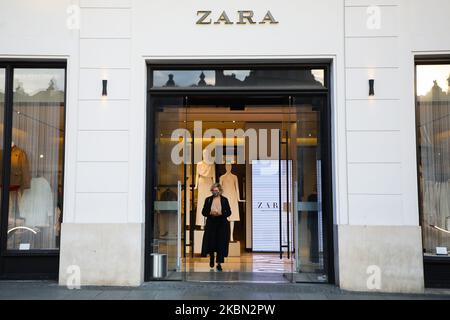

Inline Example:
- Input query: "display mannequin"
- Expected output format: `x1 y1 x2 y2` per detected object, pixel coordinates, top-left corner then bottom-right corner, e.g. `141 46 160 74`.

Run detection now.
194 150 216 228
19 177 53 227
219 164 243 242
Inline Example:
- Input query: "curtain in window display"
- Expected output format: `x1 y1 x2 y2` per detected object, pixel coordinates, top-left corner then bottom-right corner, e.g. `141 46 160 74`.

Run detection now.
7 70 64 250
417 66 450 255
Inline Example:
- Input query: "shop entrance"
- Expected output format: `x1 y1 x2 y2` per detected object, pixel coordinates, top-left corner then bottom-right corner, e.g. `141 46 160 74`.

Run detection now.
145 64 333 283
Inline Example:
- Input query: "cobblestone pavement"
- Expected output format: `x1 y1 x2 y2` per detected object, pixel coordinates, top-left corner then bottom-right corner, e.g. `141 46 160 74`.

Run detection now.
0 281 450 300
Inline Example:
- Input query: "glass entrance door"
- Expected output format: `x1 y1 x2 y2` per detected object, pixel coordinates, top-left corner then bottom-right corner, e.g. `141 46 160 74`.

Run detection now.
148 96 186 280
292 95 329 283
279 98 296 279
146 94 330 283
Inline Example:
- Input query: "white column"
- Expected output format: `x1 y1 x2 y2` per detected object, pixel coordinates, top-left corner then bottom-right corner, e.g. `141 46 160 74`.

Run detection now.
59 0 144 287
339 0 424 293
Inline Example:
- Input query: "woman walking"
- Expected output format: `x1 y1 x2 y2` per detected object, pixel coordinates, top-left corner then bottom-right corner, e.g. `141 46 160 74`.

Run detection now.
201 183 232 271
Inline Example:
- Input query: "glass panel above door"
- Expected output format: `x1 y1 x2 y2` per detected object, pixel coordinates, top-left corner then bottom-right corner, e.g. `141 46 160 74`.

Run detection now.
151 68 326 89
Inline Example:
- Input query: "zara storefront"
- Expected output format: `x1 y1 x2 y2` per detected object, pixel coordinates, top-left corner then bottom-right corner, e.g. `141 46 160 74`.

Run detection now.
0 0 450 293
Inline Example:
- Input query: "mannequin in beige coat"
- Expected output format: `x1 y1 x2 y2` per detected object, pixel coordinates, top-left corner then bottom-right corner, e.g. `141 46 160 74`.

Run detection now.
219 164 244 242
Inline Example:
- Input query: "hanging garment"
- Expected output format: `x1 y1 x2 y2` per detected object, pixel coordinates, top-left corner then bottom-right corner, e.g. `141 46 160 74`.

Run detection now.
0 146 31 190
219 172 240 222
18 177 54 227
195 161 215 226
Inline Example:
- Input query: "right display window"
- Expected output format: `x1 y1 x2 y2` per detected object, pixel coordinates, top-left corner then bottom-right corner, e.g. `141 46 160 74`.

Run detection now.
416 62 450 257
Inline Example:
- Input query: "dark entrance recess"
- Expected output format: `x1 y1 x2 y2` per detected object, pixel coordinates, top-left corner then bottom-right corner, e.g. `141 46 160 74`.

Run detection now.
144 61 335 283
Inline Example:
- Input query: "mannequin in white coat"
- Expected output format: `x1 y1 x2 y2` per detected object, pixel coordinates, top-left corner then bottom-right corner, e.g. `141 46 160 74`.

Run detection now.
194 150 216 228
219 164 244 242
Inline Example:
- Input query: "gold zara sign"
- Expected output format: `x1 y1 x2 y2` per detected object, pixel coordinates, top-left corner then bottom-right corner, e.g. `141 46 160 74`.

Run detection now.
196 10 279 25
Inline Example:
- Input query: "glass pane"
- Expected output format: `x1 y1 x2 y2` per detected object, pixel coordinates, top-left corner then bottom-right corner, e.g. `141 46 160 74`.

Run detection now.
294 96 327 282
416 63 450 257
182 98 295 281
149 94 329 282
7 68 65 250
0 69 5 228
152 68 325 89
151 97 185 280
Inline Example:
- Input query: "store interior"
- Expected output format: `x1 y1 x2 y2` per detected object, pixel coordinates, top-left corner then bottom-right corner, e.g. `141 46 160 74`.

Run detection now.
151 95 327 282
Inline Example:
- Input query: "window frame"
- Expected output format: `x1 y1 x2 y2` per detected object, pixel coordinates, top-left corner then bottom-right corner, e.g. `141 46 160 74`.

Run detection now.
415 56 450 258
0 60 67 257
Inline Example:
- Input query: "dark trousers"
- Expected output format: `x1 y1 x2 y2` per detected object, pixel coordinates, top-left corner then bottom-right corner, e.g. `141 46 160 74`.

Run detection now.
209 251 224 264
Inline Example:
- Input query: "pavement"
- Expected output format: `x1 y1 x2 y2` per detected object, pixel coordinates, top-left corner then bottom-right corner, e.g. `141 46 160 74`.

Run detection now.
0 281 450 300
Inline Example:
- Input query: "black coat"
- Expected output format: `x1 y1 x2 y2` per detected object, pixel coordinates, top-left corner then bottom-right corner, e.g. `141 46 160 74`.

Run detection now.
200 195 232 260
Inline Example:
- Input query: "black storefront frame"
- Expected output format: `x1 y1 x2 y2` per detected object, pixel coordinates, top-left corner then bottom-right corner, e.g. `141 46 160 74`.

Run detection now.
144 60 335 284
0 60 67 280
414 56 450 288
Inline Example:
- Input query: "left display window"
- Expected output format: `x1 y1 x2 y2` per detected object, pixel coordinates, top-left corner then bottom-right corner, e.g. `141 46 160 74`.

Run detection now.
1 66 65 252
0 68 5 227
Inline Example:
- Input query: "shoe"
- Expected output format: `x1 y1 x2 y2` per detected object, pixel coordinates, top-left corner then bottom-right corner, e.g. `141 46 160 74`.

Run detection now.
209 257 214 268
216 264 223 272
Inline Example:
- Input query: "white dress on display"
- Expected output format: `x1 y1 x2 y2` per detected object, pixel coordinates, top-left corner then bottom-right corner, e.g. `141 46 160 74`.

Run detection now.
219 172 240 222
195 161 215 226
18 177 54 227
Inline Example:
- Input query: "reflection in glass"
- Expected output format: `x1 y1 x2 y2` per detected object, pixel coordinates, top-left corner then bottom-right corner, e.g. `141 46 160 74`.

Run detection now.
152 97 185 279
416 64 450 256
294 97 327 282
152 68 326 89
6 68 65 250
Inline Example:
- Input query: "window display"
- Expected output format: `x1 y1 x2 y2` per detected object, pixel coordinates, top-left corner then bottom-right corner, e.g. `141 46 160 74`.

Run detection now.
4 68 65 250
416 63 450 256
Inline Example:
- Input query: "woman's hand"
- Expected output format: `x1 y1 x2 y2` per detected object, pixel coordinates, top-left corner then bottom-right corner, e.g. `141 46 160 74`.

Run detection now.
210 210 222 217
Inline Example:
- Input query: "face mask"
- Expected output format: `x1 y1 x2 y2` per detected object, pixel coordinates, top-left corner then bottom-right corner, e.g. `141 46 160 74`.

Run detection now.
212 191 219 197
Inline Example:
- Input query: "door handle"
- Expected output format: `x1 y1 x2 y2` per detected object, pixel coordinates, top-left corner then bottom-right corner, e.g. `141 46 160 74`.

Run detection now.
176 180 182 272
278 130 283 259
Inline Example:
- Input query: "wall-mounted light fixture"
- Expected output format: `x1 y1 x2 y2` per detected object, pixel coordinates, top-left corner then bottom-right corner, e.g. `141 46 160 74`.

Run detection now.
102 79 108 96
369 79 375 96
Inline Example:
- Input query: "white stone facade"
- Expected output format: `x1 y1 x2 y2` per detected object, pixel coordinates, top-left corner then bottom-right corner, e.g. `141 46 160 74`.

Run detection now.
1 0 449 293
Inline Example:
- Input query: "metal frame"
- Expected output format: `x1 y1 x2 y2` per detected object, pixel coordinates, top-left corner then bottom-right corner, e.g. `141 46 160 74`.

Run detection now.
0 60 67 280
144 60 335 284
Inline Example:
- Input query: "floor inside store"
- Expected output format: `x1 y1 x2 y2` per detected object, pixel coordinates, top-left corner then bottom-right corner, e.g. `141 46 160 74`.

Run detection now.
183 253 292 283
178 252 324 283
185 253 291 273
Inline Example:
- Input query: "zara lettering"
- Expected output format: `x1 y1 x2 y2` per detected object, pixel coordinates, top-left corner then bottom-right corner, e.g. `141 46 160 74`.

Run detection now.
196 10 279 25
257 202 279 209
